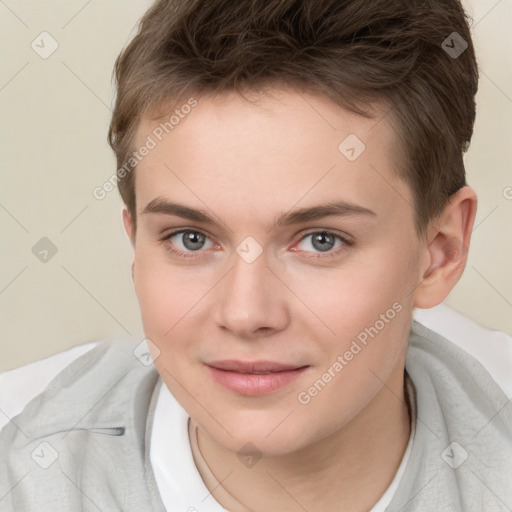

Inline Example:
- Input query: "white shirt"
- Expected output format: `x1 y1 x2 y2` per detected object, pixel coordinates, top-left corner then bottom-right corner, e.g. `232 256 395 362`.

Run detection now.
1 304 511 511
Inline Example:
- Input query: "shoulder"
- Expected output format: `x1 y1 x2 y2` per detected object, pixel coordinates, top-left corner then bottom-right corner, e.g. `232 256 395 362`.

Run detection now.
388 306 512 510
0 341 99 432
408 306 512 446
0 335 157 439
412 303 512 397
0 337 164 511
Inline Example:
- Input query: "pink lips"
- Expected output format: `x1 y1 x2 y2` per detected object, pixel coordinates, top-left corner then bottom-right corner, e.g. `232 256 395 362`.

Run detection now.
206 360 309 396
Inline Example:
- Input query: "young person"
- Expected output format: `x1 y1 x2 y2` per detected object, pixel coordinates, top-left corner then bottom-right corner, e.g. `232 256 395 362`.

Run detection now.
1 0 511 510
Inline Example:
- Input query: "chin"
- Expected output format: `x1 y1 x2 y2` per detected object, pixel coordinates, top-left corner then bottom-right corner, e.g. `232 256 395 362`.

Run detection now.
203 413 313 457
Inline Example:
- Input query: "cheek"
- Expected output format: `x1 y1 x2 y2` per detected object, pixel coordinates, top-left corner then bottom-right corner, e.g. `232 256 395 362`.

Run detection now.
292 244 416 392
293 276 412 437
132 248 218 378
133 246 201 329
133 262 172 333
133 260 196 390
298 245 417 336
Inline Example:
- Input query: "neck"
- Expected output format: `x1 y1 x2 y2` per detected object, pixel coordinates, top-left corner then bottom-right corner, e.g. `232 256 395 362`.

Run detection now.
192 365 412 512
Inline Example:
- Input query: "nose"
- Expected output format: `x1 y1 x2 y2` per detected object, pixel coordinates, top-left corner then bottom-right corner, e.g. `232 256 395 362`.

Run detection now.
213 247 289 339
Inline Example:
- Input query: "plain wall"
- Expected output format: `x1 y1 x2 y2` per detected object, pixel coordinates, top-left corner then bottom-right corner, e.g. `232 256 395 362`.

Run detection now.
1 0 511 372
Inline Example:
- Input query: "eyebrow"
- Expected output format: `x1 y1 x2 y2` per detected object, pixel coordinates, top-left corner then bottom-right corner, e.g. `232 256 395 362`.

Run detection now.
140 197 376 229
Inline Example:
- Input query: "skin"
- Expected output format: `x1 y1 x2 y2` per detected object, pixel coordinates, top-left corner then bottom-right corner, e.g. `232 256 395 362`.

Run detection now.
123 87 477 511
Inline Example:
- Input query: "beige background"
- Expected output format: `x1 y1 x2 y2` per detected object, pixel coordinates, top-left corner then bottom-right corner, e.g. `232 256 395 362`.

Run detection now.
1 0 511 372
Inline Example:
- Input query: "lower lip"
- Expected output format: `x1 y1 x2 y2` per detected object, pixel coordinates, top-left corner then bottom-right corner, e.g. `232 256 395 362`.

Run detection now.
206 365 309 396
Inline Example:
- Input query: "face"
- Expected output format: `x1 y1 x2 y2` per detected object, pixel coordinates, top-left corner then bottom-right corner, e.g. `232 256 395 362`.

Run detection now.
125 88 427 457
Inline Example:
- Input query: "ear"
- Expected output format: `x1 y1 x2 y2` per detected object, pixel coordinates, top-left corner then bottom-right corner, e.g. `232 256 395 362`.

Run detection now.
122 208 136 280
122 207 135 246
413 186 477 308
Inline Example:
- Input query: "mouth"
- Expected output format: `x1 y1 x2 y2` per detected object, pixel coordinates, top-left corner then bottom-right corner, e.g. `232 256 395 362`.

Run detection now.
205 360 310 395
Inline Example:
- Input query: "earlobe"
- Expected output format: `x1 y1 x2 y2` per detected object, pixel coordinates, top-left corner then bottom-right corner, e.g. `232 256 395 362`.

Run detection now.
413 186 477 308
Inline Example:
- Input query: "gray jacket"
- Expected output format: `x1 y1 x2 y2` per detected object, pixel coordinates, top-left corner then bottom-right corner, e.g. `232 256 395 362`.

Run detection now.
1 321 511 511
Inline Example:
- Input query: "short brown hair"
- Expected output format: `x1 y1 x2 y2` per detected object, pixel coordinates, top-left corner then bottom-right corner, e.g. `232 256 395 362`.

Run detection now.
108 0 478 236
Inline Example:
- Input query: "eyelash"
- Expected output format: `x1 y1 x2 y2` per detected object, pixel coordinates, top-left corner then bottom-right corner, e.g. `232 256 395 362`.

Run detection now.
160 228 353 260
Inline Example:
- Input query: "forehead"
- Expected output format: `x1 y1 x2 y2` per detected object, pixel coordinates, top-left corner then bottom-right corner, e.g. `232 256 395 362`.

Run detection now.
137 87 394 154
133 88 412 228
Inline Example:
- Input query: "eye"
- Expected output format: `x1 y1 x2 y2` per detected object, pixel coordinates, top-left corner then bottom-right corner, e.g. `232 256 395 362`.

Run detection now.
293 230 351 257
160 228 351 260
162 229 216 256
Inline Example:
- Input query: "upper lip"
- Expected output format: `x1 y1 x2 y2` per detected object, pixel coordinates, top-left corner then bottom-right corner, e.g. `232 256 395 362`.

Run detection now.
206 360 308 373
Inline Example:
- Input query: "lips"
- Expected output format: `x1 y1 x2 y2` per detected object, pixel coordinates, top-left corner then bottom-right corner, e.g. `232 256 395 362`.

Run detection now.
206 360 306 373
205 360 310 395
